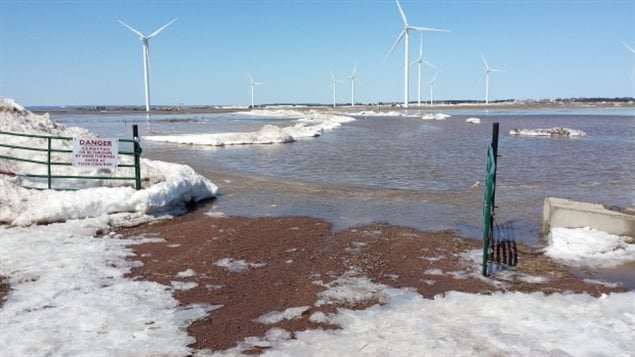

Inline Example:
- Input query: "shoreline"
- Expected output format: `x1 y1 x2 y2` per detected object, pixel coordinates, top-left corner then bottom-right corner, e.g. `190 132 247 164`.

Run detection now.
34 100 635 116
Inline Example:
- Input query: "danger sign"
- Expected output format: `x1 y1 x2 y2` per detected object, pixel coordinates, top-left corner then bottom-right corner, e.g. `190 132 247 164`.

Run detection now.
72 138 119 169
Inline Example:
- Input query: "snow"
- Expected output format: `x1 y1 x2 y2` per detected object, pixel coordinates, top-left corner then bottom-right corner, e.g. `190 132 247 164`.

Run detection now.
1 98 634 356
0 219 211 356
214 258 266 272
466 117 481 124
256 306 310 324
176 269 196 278
314 270 389 307
421 113 451 120
346 110 418 117
1 98 218 355
345 110 449 120
509 127 587 137
1 99 218 225
545 227 635 268
0 158 217 226
248 289 634 357
145 109 355 146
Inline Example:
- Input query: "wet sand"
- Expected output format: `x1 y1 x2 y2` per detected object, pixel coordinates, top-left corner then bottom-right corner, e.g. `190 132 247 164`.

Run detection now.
121 208 624 354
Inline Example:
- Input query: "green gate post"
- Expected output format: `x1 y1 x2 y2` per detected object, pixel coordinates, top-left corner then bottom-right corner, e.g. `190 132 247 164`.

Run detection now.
132 125 142 190
482 122 500 276
47 137 52 189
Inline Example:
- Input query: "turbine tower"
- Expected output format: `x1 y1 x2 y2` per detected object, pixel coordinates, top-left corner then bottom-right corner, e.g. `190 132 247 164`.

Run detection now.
343 62 358 107
248 73 263 108
622 41 635 97
119 18 177 112
410 34 439 107
385 0 448 108
481 53 505 106
423 71 438 106
330 69 343 108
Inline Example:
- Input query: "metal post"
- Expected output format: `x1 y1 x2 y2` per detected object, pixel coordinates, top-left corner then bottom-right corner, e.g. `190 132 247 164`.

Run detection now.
491 122 499 206
489 122 499 265
132 125 142 190
47 137 52 189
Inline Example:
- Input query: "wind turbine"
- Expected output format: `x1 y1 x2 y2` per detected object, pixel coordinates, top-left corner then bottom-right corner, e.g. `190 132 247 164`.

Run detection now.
385 0 448 108
343 62 358 107
119 18 177 112
410 34 439 107
481 53 505 106
248 73 263 108
423 71 438 106
622 41 635 97
330 69 343 108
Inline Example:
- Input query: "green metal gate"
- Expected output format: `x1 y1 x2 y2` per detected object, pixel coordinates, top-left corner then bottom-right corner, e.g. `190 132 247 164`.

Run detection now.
0 125 142 190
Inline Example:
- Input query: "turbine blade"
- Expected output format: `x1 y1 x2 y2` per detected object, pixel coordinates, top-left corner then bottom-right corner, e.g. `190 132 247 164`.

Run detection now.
384 30 406 62
395 0 408 25
330 69 336 82
248 72 254 83
147 18 177 39
423 59 439 71
409 26 449 33
622 41 635 54
410 58 420 67
119 20 145 38
353 61 357 76
481 52 489 70
419 33 423 57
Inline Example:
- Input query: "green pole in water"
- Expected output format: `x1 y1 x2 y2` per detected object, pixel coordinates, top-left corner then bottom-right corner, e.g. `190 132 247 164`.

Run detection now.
482 122 499 276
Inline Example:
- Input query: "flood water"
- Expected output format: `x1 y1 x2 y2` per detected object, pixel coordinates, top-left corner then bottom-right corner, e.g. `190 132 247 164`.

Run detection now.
53 107 635 249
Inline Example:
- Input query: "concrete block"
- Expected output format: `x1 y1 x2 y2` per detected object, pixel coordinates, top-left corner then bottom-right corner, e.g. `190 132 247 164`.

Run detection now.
540 197 635 238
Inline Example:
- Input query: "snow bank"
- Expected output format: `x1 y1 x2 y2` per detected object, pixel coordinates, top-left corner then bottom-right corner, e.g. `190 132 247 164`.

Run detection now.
421 113 451 120
347 110 451 120
145 124 299 146
0 158 216 226
236 109 304 118
0 97 218 226
509 127 587 137
1 98 95 175
145 109 355 147
545 227 635 268
248 289 634 356
0 218 210 356
346 110 414 117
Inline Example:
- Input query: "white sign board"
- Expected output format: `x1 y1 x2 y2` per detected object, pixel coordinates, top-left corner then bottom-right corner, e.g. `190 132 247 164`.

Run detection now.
72 138 119 169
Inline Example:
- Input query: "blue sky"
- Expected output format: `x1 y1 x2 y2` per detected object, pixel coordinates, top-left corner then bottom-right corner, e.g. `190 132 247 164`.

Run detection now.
1 0 634 106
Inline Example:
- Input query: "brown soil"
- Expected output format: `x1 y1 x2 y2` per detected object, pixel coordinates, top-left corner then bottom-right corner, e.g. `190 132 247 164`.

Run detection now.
121 211 624 354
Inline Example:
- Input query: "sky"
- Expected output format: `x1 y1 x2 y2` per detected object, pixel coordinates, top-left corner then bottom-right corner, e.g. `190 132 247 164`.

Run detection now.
1 0 634 107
